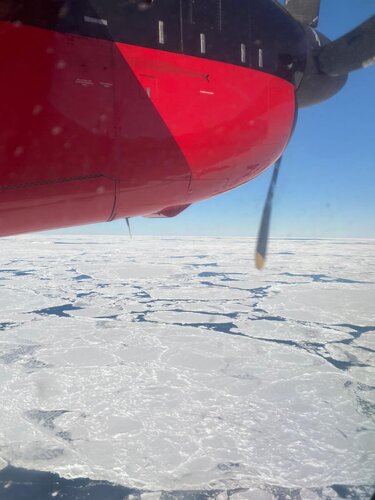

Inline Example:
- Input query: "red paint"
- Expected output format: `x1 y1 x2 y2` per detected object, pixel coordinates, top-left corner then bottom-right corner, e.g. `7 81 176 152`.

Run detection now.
0 22 296 236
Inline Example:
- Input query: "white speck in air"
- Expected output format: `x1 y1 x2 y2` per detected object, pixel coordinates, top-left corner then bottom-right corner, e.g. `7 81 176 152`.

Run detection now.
97 186 105 194
51 491 59 497
58 4 69 19
46 47 54 54
51 126 62 136
138 0 154 12
4 482 12 489
56 60 67 70
14 146 24 157
32 105 43 116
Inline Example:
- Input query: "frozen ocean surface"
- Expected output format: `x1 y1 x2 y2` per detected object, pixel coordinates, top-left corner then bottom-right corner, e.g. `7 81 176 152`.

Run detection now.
0 236 374 500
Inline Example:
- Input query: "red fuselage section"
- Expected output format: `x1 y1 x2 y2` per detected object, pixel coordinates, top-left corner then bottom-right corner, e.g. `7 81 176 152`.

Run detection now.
0 1 303 236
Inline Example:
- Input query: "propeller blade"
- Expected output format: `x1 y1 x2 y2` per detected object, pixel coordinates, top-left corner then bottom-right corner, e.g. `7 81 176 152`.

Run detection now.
285 0 320 28
125 218 132 238
318 15 375 76
255 157 282 270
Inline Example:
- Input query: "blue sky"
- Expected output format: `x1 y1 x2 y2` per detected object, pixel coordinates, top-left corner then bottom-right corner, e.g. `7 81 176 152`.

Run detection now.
50 0 375 238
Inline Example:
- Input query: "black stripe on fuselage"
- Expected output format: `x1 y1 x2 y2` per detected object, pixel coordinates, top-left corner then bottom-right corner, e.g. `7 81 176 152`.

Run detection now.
0 0 307 84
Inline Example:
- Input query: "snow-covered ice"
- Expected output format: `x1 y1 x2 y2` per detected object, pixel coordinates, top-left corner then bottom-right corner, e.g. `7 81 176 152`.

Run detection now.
0 236 374 499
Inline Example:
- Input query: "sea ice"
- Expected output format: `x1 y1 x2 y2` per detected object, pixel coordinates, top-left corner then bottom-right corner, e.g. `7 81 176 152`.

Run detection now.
0 236 374 499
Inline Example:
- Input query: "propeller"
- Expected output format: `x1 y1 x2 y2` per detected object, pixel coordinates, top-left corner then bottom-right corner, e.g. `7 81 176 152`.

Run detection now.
125 218 132 238
255 157 282 271
285 0 375 77
285 3 375 107
254 4 375 269
318 15 375 76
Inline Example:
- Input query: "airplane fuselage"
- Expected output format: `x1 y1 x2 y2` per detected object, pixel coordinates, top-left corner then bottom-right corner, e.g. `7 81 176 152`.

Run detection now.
0 0 306 236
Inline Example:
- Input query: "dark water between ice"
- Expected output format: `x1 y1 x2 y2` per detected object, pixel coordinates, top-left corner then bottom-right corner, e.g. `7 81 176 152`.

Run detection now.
1 466 374 500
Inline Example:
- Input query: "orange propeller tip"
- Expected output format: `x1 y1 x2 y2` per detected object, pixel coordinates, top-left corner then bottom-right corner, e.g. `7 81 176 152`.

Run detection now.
255 252 266 270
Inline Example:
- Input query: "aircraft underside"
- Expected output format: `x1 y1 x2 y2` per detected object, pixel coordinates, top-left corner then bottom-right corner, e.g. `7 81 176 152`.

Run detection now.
0 21 296 236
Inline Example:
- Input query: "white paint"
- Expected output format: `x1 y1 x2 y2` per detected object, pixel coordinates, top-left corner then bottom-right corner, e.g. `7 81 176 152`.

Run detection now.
311 28 321 47
83 16 108 26
200 33 206 54
158 21 164 45
99 82 113 88
75 78 94 87
258 48 263 68
241 43 246 63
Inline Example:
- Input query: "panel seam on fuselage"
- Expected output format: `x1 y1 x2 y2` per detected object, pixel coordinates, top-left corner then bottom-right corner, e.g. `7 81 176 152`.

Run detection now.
0 174 105 192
